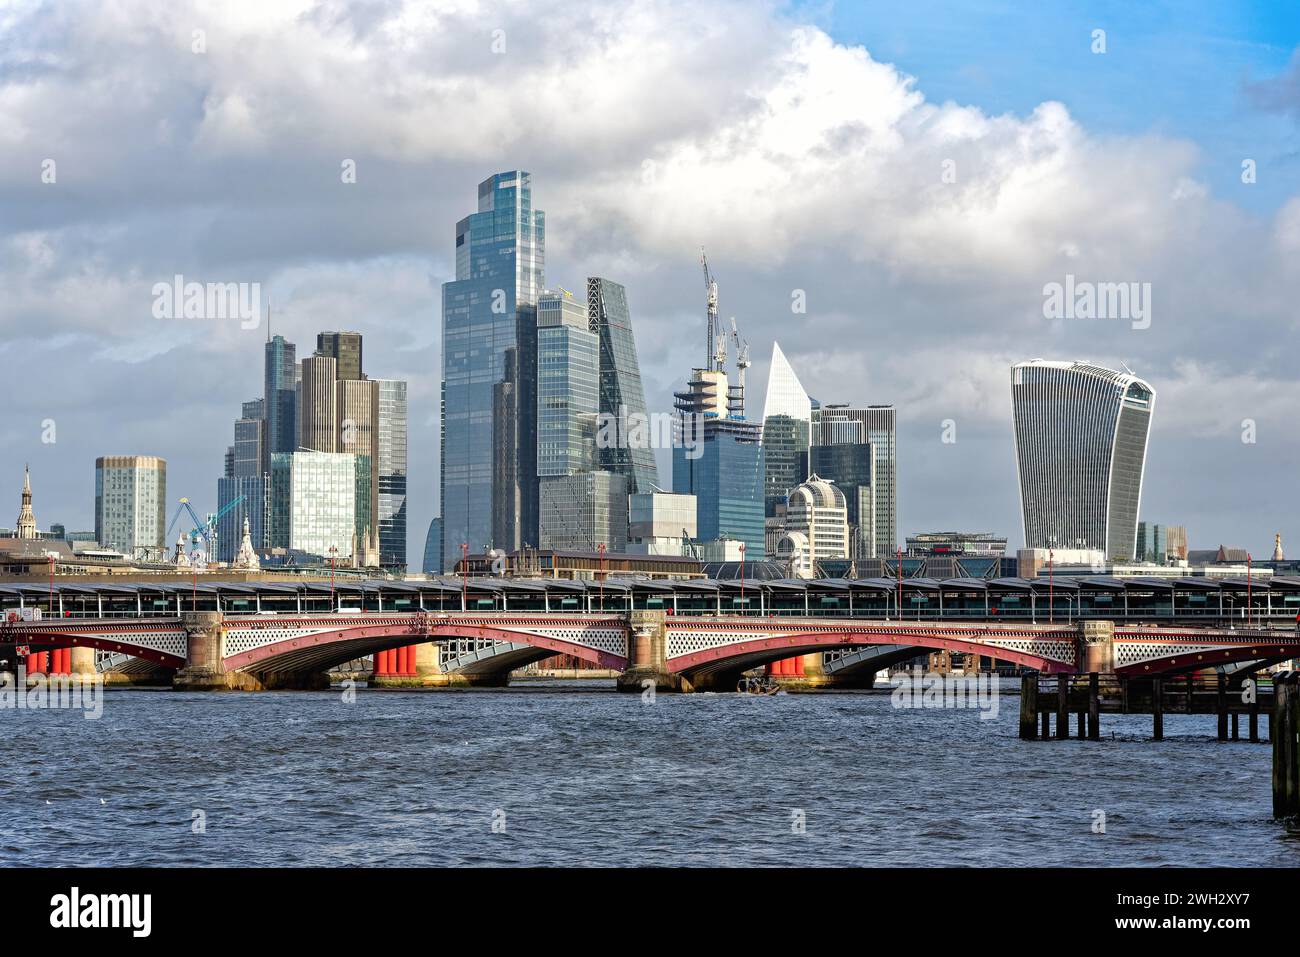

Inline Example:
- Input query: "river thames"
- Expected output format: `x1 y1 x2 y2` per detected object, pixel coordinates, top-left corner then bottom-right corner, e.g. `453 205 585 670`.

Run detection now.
2 681 1295 867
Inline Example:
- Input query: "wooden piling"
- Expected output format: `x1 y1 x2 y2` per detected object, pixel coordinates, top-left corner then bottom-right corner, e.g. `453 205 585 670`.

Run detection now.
1250 677 1260 743
1056 677 1068 740
1019 673 1038 740
1231 711 1239 741
1077 707 1085 739
1217 673 1228 742
1041 708 1051 739
1087 672 1100 740
1152 677 1163 741
1272 672 1298 818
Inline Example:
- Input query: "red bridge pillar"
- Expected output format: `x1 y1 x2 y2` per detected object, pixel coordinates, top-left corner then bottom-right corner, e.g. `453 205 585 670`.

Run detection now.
371 645 422 685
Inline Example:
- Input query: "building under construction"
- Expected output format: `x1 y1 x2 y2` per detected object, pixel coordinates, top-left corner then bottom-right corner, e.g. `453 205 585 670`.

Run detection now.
671 251 765 557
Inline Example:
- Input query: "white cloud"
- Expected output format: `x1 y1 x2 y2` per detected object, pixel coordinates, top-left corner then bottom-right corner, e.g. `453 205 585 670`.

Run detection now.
0 0 1297 552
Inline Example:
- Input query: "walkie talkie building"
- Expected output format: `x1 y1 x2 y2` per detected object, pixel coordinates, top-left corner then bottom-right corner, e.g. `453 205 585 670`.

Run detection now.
1011 360 1155 560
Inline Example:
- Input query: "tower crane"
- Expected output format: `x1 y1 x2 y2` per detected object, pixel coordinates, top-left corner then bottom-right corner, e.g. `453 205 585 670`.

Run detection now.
727 316 750 419
701 248 725 372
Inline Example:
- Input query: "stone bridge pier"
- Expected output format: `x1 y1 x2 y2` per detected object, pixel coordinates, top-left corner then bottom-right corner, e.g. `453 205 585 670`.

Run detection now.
616 611 688 693
174 612 256 691
173 612 326 691
1079 620 1115 674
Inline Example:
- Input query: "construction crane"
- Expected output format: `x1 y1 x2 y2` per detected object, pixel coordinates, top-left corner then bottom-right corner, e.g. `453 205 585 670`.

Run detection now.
681 529 701 561
727 316 750 419
165 495 245 564
701 248 725 372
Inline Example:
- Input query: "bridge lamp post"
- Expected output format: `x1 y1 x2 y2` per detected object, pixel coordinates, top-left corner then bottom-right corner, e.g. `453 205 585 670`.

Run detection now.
1246 552 1252 627
597 542 607 611
896 547 902 621
1046 536 1057 625
328 545 338 607
739 543 745 615
460 543 468 612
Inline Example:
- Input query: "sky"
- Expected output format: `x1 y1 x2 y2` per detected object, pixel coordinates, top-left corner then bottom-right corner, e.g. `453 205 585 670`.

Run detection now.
1 0 1299 559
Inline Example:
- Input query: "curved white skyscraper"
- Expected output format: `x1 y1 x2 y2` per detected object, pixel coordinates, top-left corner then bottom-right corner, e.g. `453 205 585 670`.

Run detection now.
1011 360 1155 560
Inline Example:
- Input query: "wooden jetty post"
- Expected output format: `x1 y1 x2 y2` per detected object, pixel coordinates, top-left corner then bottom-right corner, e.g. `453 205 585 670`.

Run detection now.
1273 672 1299 818
1087 672 1100 741
1056 677 1069 740
1152 677 1163 741
1250 674 1260 743
1019 673 1038 740
1217 673 1228 742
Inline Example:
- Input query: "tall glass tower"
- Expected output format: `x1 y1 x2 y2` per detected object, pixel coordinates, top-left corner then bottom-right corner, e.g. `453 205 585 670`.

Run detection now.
376 379 408 570
1011 360 1155 560
536 289 598 477
761 342 811 516
264 335 297 460
440 172 545 570
810 404 896 557
587 276 659 495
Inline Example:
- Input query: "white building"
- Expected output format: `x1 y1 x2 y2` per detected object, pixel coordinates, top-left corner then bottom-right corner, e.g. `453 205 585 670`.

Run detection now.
627 491 697 556
777 475 848 578
288 451 358 561
95 455 167 560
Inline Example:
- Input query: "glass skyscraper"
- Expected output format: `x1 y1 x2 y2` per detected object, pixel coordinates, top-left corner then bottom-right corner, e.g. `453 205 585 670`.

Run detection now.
539 471 629 552
271 450 359 560
376 379 408 570
441 171 545 570
810 404 896 557
761 342 812 516
264 335 297 461
233 399 265 479
536 288 598 477
216 474 268 563
422 517 442 574
807 442 875 560
1011 360 1155 560
672 418 765 557
587 276 659 495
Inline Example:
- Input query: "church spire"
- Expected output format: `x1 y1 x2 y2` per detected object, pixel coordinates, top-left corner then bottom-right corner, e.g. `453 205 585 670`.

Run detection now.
16 464 36 540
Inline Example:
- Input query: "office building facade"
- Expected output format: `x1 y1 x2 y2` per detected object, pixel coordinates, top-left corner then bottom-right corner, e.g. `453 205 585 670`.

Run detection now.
264 334 297 461
672 417 765 558
809 404 895 557
316 331 363 381
441 171 545 568
278 450 359 561
588 276 659 495
1011 360 1156 560
299 354 338 453
376 379 408 570
95 455 167 558
538 471 628 552
776 475 849 578
806 441 875 561
536 288 599 478
216 475 269 564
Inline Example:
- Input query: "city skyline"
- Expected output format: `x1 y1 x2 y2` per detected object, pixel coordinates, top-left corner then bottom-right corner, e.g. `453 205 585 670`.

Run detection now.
2 3 1298 558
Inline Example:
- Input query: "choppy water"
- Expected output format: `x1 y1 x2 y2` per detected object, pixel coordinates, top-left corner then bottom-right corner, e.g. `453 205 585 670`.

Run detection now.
1 680 1296 867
